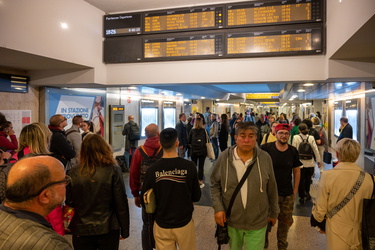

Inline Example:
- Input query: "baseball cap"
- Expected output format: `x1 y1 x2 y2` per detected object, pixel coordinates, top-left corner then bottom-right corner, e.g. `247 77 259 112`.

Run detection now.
275 123 291 132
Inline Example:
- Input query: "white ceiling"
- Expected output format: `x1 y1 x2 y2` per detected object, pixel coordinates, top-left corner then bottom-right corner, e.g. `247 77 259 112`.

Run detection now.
84 0 240 14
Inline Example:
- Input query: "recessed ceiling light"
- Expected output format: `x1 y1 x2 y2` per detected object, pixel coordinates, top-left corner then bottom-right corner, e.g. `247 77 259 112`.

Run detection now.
128 86 137 90
297 89 305 92
201 97 205 99
60 22 68 29
303 83 314 86
176 93 182 96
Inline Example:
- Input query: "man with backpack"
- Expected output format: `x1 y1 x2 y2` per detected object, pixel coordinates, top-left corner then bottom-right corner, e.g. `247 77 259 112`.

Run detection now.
66 115 84 165
292 123 321 205
260 124 302 249
130 123 162 250
122 115 141 168
141 128 201 249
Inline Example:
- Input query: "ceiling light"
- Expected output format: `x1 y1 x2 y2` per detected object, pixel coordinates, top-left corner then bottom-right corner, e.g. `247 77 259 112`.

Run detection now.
128 86 137 90
176 93 182 96
60 22 68 29
297 89 305 92
303 83 314 86
201 97 205 99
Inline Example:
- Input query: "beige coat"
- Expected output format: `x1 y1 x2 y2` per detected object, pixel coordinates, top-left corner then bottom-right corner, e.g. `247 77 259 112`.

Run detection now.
312 163 374 250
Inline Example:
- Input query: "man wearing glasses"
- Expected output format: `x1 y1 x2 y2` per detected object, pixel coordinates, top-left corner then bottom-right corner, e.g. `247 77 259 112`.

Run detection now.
49 114 76 168
260 124 302 250
0 156 72 249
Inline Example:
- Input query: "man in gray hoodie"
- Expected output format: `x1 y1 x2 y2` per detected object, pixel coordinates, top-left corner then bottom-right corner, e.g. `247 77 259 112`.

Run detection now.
211 122 279 249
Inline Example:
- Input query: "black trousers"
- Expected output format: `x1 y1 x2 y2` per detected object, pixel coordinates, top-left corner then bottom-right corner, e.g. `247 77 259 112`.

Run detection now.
72 230 120 250
298 167 315 198
191 154 206 181
142 208 155 250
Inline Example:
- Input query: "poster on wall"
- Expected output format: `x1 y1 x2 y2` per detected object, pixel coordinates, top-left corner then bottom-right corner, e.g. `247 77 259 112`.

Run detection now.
366 96 375 150
0 110 31 137
45 88 106 137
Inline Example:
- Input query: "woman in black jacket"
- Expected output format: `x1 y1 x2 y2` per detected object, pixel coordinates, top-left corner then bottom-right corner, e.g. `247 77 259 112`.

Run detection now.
66 134 130 249
188 117 207 188
218 113 229 152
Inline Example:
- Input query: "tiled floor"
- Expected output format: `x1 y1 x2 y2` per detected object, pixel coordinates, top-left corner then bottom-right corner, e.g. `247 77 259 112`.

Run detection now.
64 155 332 249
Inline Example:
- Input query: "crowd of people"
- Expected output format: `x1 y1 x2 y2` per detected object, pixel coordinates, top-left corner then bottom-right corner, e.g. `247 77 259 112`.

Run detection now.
0 108 370 250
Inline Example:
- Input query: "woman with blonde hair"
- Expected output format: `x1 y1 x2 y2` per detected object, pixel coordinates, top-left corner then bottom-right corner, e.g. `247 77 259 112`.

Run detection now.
188 117 208 188
66 134 129 249
312 138 373 249
11 122 51 161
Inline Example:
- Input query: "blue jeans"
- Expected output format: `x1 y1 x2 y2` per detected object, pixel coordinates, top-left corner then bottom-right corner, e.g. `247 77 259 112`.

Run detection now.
124 147 136 168
211 137 219 159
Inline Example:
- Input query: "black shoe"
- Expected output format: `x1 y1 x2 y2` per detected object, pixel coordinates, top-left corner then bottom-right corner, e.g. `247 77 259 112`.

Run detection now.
299 198 305 205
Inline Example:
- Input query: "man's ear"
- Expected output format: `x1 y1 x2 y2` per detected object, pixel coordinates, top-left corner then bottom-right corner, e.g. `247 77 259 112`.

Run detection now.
38 189 51 205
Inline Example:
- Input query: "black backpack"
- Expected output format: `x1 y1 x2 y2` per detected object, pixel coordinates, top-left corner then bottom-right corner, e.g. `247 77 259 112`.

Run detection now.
128 122 141 141
191 129 206 154
298 135 314 160
139 146 163 185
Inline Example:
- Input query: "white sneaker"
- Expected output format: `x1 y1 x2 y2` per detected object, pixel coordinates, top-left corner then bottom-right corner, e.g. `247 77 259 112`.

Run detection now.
200 183 205 188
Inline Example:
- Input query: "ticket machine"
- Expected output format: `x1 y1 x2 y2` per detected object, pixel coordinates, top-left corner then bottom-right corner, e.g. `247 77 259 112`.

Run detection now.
109 105 125 151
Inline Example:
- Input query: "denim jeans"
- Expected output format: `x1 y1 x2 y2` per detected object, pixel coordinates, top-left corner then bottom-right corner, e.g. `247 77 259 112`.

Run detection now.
211 137 219 159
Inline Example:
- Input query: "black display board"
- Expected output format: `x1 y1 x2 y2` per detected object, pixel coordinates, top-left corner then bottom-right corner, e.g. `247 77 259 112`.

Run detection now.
103 0 325 62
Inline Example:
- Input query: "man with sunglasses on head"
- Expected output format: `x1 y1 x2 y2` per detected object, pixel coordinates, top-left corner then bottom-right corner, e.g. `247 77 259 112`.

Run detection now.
0 156 72 249
49 114 76 168
260 124 302 250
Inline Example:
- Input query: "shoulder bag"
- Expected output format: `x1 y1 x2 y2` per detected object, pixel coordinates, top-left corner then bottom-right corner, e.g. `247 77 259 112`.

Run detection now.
205 130 215 160
215 159 256 249
362 174 375 250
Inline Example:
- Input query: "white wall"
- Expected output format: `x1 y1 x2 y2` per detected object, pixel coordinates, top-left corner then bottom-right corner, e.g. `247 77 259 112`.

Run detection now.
0 0 106 83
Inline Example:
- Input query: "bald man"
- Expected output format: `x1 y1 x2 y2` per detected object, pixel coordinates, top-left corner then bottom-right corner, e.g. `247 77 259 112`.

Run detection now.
0 156 72 249
122 115 140 168
130 123 162 250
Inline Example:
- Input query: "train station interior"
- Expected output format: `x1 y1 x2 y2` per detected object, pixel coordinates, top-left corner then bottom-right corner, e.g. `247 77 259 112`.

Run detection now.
1 0 375 249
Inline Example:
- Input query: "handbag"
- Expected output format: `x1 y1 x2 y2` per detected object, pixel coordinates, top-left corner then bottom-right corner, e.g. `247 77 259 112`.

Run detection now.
310 171 366 232
323 151 332 164
143 188 156 214
215 159 256 249
205 130 215 159
362 174 375 250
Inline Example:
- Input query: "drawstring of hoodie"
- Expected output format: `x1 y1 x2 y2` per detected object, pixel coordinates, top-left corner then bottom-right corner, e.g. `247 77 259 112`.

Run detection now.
257 157 263 193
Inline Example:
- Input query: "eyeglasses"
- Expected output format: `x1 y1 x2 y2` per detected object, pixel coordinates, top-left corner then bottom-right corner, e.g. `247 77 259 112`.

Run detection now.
277 132 290 136
21 175 71 201
60 117 67 123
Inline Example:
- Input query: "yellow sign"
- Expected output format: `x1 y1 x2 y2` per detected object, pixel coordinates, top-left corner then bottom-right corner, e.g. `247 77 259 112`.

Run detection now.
246 93 279 99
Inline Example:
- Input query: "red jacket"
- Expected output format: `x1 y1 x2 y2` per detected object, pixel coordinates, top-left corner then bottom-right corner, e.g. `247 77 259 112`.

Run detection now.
0 132 18 151
129 136 161 197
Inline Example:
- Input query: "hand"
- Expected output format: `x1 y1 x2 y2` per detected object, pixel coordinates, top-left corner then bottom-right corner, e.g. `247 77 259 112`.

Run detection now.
214 211 226 227
120 236 125 240
268 217 277 226
134 196 141 208
317 162 321 168
319 230 326 234
1 151 11 160
8 129 14 136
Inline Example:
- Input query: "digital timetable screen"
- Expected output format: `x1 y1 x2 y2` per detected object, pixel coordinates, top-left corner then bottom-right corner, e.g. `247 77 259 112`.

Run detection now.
104 13 141 37
144 35 223 59
227 0 323 27
227 26 322 55
144 6 224 33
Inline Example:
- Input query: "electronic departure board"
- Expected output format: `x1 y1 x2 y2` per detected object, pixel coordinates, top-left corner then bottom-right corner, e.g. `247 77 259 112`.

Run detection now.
104 13 142 37
227 25 323 56
144 34 223 60
144 6 224 33
227 0 323 27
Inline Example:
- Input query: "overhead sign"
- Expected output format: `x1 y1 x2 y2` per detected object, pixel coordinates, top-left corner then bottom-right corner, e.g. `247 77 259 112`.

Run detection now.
246 93 279 99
